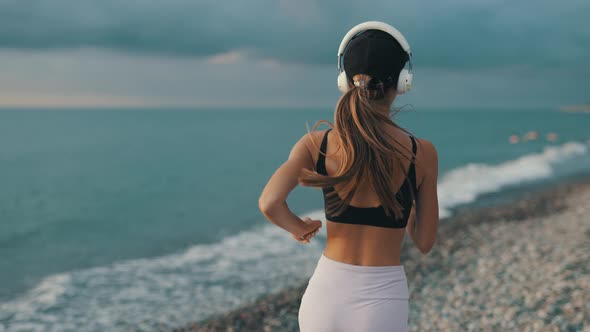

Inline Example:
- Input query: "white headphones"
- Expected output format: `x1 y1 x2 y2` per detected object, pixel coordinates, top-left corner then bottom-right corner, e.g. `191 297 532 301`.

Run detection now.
337 21 413 95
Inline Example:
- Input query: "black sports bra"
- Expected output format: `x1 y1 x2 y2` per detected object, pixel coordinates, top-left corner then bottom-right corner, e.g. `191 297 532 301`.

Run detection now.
316 128 418 229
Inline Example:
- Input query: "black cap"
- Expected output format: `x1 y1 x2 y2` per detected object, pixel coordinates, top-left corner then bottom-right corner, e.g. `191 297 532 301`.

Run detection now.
343 29 409 87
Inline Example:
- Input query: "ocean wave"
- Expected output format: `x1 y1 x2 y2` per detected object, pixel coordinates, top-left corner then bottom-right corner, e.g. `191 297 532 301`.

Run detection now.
437 140 588 217
0 222 325 331
1 140 588 331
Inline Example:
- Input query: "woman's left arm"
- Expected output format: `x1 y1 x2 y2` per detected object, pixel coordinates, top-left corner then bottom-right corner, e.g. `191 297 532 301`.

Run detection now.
258 134 321 241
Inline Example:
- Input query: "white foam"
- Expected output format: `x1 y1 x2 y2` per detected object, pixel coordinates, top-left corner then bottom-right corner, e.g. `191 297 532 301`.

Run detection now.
437 140 588 217
0 222 327 332
1 140 588 331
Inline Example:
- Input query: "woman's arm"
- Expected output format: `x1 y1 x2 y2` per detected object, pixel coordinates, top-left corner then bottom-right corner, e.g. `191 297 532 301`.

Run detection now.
258 134 322 240
407 138 439 254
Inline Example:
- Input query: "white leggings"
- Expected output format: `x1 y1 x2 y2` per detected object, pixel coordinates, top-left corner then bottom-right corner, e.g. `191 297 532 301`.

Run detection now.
298 254 409 332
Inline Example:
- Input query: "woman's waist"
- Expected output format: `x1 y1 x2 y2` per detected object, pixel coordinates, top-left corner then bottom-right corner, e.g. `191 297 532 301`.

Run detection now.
324 237 404 266
320 252 404 270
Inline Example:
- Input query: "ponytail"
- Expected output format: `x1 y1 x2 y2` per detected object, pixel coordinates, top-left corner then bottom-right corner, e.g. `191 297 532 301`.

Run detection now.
299 75 418 220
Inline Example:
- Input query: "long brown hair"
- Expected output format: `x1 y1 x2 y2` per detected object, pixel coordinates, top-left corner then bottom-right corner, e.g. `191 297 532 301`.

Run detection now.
299 74 419 219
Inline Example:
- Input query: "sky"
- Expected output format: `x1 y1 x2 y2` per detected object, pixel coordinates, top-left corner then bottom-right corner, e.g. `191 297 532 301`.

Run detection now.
0 0 588 109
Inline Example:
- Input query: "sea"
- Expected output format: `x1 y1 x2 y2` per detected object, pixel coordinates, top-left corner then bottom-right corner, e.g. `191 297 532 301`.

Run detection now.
0 107 589 331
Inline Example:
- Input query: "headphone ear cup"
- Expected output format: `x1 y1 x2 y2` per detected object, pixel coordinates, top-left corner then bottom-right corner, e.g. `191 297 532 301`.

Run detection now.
396 69 413 95
337 71 350 93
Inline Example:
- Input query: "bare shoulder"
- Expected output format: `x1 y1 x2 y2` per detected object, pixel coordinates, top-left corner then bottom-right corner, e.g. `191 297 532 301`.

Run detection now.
301 129 331 151
414 137 439 176
415 137 438 160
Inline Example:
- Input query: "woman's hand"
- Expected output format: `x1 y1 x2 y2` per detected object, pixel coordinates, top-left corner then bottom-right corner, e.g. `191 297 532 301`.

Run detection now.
292 217 322 244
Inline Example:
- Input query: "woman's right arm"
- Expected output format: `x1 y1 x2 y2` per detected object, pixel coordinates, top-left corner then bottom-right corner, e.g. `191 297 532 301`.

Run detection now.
407 138 439 254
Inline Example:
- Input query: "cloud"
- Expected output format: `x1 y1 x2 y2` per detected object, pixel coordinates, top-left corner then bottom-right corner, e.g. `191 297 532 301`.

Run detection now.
0 0 588 69
0 49 336 108
207 51 244 65
1 48 588 109
1 1 588 108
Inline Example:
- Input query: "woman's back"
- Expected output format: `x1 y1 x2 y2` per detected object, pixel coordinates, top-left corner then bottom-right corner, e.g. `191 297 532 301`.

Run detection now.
308 126 438 266
260 21 439 332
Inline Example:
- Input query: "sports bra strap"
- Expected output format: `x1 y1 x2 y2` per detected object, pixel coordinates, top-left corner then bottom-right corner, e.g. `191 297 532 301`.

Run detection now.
408 135 418 192
410 135 417 158
316 128 332 175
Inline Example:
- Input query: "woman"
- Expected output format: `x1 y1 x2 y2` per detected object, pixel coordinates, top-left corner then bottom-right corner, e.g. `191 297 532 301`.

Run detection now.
259 21 439 332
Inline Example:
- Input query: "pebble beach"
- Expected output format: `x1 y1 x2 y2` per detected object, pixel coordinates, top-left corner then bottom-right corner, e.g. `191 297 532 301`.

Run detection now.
175 177 590 332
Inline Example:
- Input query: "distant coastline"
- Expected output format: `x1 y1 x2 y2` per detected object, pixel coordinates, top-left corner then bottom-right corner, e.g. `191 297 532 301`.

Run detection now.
559 104 590 113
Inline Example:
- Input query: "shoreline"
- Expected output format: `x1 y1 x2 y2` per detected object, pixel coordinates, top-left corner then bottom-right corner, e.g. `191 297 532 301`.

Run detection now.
175 175 590 331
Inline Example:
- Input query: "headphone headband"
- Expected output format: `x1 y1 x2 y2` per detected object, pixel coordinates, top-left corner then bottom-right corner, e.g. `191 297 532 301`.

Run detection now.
336 21 414 95
337 21 412 72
